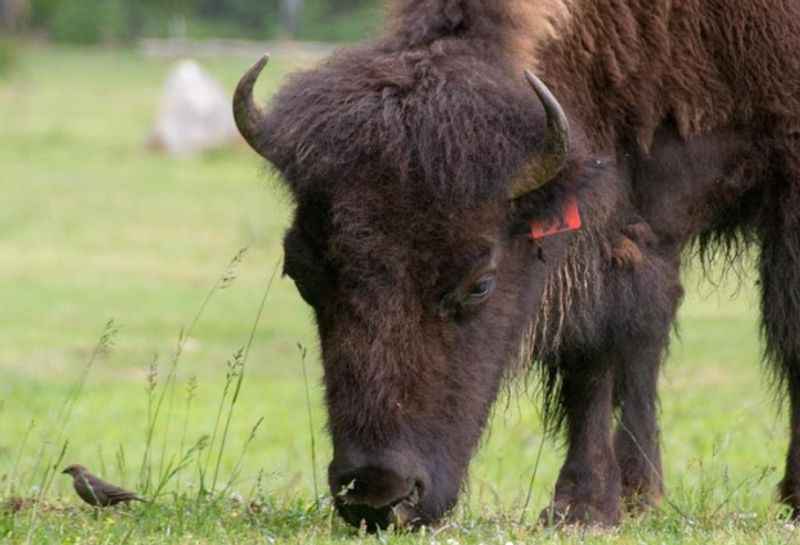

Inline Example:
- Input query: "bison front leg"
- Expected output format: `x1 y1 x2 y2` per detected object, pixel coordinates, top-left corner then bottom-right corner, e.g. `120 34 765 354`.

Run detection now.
780 373 800 518
610 224 679 513
613 345 664 512
542 364 621 527
759 196 800 518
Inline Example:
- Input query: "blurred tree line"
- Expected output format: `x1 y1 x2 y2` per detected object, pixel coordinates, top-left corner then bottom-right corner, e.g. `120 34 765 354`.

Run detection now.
0 0 383 43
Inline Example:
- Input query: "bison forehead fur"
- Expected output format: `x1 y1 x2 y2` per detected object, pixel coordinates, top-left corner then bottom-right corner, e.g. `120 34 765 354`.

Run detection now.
237 0 800 531
262 42 557 207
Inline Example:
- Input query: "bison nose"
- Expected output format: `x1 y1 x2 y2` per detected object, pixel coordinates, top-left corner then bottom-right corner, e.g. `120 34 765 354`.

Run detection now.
331 464 419 508
329 450 428 530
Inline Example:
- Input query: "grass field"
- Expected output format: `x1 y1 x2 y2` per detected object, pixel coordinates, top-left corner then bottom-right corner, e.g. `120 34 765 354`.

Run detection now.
0 44 797 544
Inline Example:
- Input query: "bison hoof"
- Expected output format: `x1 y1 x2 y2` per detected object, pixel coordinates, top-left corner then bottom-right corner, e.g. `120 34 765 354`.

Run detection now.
778 478 800 520
539 500 621 528
621 489 662 514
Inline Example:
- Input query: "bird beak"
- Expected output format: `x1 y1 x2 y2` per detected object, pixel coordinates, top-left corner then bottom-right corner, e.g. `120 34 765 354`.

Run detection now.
61 468 69 474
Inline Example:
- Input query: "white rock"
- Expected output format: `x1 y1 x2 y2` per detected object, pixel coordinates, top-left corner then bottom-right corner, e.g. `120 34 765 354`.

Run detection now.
149 60 239 156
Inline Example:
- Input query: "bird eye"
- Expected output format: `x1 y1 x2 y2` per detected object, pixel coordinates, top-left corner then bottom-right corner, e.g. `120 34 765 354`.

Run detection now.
466 275 496 304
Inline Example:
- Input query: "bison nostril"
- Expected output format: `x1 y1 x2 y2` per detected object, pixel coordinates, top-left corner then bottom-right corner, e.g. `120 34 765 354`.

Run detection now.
413 479 425 500
389 500 417 528
332 465 417 509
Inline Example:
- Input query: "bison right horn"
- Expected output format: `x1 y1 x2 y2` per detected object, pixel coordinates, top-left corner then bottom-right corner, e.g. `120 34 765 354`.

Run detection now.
233 54 270 159
509 71 571 200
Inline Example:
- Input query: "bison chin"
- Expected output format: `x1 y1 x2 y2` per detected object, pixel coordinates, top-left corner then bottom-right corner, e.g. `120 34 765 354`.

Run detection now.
328 444 462 531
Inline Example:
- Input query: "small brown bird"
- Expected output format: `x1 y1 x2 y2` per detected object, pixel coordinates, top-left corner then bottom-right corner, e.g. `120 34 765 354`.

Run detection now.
62 464 144 507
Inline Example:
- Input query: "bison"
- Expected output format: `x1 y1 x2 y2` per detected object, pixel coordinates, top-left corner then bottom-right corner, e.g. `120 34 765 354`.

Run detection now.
232 0 800 530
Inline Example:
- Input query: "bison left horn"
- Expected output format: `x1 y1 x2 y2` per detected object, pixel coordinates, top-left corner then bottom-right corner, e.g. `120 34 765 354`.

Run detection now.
233 53 270 159
509 71 571 200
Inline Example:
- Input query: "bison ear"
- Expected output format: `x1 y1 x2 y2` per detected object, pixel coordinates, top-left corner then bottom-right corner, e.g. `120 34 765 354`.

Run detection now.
508 71 570 200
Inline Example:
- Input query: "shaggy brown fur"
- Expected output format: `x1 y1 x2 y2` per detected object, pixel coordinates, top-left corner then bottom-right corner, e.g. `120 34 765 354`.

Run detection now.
540 0 800 151
238 0 800 530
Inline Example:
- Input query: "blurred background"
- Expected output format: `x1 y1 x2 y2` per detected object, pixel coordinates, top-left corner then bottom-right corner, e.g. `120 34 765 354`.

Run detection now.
0 0 787 536
0 0 383 43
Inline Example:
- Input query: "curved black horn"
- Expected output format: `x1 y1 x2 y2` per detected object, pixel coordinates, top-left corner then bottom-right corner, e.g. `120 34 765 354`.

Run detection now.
509 70 571 199
233 54 270 159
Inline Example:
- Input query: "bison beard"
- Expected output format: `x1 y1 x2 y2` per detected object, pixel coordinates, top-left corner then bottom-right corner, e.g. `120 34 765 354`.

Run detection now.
233 0 800 530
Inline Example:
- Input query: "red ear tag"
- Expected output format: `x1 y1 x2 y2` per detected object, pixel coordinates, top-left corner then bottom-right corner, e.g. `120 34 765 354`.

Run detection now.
529 194 582 240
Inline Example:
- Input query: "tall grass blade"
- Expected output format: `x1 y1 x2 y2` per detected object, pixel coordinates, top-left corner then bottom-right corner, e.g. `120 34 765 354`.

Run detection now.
210 257 280 493
518 432 546 525
201 349 239 496
223 416 264 495
151 435 209 500
299 343 320 508
7 418 35 497
140 248 248 494
25 439 69 544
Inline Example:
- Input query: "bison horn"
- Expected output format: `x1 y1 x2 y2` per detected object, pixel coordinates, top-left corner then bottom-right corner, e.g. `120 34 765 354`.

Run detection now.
509 70 571 200
233 54 270 159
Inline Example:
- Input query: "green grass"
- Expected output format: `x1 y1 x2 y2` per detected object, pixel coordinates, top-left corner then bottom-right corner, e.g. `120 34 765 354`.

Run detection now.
0 44 796 543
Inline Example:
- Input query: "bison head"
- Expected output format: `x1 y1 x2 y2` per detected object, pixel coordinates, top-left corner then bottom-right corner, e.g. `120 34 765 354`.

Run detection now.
233 46 604 529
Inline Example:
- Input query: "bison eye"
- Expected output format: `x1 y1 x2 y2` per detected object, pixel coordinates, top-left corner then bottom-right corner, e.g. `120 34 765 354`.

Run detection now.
437 269 497 319
465 275 496 305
